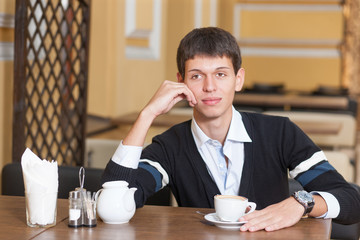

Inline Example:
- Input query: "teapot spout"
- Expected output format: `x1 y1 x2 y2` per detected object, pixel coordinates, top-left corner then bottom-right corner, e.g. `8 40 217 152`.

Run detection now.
123 187 137 212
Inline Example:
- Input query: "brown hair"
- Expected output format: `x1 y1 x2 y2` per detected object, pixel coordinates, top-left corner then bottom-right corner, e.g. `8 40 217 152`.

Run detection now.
176 27 242 79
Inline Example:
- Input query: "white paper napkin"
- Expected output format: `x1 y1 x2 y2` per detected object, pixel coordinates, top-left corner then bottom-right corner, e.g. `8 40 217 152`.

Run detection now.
21 148 58 193
21 148 59 225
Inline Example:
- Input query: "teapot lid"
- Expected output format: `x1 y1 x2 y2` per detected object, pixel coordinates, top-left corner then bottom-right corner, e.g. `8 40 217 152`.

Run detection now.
102 180 129 188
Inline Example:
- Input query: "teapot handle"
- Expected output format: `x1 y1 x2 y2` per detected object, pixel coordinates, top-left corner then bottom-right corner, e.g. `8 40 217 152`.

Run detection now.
94 188 103 203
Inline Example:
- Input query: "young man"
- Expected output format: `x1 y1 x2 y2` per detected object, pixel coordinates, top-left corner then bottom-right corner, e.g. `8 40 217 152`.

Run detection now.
102 27 360 232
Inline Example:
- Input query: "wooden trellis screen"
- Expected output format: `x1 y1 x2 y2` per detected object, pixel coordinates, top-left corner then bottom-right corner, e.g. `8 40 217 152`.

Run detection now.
13 0 91 165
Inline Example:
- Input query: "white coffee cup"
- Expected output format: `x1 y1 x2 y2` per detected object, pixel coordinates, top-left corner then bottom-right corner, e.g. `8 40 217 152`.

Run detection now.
214 195 256 222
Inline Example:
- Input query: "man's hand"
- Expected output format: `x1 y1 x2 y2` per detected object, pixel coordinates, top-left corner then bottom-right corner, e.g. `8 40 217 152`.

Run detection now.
123 80 197 147
144 80 197 118
239 197 304 232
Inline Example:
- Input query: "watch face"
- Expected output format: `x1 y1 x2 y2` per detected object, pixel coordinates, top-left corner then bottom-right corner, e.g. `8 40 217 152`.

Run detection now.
299 191 313 203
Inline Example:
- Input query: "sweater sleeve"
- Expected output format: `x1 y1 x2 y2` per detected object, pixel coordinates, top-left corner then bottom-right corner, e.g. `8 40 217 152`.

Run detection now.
101 159 162 208
101 129 174 208
282 117 360 224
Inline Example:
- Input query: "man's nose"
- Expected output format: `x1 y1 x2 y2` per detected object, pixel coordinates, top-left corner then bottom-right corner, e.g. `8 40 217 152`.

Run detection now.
203 76 216 92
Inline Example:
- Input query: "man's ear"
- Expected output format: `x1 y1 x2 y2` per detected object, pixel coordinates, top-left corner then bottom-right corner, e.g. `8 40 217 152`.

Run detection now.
235 68 245 92
177 72 184 83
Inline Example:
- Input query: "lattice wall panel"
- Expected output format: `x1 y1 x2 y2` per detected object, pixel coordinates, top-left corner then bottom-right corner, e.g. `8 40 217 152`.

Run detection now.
14 0 90 165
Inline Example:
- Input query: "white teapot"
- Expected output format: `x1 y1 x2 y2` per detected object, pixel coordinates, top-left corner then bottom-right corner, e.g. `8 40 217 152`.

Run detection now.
95 180 137 224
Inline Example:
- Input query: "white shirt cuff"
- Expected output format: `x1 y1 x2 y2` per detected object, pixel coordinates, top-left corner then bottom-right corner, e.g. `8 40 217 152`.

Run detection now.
111 140 143 169
311 191 340 219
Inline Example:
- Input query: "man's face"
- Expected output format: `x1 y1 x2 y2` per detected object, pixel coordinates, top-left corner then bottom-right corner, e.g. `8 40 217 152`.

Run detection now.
178 55 245 122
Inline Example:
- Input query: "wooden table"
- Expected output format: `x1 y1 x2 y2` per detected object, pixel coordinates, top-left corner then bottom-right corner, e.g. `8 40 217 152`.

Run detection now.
0 195 69 240
0 195 331 240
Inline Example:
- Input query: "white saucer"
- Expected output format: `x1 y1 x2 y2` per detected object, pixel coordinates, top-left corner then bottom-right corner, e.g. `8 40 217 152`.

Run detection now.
204 213 247 229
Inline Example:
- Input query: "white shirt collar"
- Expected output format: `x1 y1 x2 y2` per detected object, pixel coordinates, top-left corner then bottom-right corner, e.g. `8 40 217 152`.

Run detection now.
191 106 252 147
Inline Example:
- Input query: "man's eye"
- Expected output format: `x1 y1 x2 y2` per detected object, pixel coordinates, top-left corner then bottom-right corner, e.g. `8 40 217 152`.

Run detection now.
216 73 226 77
191 74 202 80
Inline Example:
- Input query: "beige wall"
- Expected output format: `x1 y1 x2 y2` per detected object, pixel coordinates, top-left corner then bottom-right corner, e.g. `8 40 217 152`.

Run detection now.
88 0 168 117
0 61 13 167
0 0 348 174
236 2 343 91
0 0 14 14
88 0 345 118
0 0 15 178
88 0 172 117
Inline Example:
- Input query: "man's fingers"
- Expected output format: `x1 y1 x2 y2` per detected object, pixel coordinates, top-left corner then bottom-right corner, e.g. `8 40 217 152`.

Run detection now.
163 80 197 106
239 198 304 232
240 211 273 232
147 80 197 115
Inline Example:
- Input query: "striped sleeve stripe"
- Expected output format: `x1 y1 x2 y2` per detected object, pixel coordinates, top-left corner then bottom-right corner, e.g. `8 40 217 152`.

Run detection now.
296 162 335 186
289 151 327 179
139 159 169 189
138 162 163 192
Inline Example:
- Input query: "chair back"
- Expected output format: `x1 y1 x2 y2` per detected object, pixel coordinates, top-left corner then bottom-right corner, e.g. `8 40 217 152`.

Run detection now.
1 162 102 199
1 162 171 206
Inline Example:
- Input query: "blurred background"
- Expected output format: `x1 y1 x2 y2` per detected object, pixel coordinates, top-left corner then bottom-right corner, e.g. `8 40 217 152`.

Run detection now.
1 0 360 185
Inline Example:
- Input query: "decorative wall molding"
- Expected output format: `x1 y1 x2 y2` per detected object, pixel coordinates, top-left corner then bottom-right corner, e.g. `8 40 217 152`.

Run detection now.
0 13 15 28
238 0 342 3
0 14 15 60
233 3 342 58
241 47 340 58
194 0 217 28
0 42 14 61
342 0 360 96
238 38 341 45
125 0 162 60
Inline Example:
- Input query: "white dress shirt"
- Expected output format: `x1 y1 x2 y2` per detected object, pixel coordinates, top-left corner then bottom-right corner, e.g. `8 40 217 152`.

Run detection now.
190 107 251 195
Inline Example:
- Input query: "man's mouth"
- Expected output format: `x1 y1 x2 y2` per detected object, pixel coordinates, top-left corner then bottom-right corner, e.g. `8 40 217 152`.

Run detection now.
202 97 222 105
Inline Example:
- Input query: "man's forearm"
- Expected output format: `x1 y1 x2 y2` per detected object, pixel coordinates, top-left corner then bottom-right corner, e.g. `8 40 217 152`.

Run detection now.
123 108 157 147
308 195 328 218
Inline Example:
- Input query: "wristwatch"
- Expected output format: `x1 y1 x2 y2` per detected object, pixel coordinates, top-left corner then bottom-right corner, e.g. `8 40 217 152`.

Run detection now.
292 190 315 216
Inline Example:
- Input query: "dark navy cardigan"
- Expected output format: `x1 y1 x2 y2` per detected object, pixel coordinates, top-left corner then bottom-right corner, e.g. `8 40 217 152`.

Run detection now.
102 112 360 224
